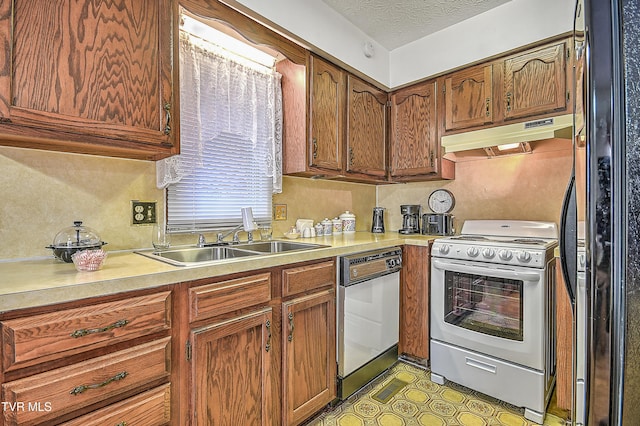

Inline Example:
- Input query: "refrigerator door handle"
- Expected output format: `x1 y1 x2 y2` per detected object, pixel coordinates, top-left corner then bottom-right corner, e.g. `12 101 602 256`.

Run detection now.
559 174 577 305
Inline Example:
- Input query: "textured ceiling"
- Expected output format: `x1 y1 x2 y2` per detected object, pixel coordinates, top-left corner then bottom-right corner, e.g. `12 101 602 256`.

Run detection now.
320 0 511 50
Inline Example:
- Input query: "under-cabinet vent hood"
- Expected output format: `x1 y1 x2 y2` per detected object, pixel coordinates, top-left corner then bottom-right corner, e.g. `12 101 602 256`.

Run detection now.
441 114 573 154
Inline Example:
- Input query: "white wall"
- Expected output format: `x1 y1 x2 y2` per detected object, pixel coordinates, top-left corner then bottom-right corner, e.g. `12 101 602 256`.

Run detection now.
224 0 390 86
226 0 575 88
390 0 576 87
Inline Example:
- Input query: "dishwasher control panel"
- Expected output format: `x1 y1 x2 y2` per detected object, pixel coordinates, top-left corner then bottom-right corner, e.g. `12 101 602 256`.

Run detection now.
339 247 402 286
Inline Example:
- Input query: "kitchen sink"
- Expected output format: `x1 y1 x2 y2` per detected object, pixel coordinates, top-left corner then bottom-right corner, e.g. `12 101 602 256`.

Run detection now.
234 240 329 253
137 246 261 266
136 240 329 266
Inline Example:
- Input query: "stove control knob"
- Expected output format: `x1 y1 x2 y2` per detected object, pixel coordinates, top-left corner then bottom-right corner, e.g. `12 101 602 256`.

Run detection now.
438 244 450 255
466 247 479 257
517 251 532 262
482 248 495 259
498 249 513 261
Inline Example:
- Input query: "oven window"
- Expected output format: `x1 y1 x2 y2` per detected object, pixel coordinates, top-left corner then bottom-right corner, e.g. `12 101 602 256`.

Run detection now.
444 271 524 341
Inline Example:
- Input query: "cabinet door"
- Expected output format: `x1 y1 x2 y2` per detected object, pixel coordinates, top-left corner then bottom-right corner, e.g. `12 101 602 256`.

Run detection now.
503 41 568 120
0 0 177 160
282 290 336 426
346 75 387 178
443 64 494 131
309 55 344 172
390 80 438 177
190 308 272 426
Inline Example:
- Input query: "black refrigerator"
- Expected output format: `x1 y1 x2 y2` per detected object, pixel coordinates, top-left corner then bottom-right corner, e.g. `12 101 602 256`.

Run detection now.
560 0 640 424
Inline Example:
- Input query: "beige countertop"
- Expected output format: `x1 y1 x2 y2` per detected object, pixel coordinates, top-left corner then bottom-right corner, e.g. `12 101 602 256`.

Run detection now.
0 232 436 313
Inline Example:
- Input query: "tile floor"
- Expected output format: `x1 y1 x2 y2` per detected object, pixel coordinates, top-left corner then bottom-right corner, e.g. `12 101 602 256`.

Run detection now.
305 361 569 426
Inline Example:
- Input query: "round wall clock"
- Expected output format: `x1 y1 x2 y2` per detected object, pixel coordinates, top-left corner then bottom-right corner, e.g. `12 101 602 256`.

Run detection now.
428 189 455 214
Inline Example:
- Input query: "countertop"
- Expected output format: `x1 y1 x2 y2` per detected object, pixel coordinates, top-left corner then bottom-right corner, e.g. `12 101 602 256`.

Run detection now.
0 232 436 313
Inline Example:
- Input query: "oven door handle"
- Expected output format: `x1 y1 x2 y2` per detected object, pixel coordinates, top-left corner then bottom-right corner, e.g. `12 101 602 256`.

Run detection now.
431 259 542 282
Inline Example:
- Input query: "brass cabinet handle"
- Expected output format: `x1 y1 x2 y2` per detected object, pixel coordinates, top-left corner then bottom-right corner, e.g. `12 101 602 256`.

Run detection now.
265 320 272 352
312 138 318 159
486 98 491 117
287 312 294 342
506 92 512 112
116 422 127 426
349 147 354 167
163 103 171 135
70 319 129 338
70 371 128 395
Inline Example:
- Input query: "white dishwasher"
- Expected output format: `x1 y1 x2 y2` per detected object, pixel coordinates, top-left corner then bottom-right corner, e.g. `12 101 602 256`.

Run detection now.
337 247 402 400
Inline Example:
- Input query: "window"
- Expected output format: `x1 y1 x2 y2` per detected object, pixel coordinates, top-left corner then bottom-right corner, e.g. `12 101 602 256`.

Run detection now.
157 16 282 233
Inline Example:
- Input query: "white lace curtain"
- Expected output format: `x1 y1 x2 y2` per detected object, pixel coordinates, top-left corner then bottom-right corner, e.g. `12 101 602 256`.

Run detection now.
156 32 283 192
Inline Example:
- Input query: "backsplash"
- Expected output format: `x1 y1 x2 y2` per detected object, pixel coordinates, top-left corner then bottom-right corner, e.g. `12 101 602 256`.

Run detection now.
378 140 573 233
0 141 571 261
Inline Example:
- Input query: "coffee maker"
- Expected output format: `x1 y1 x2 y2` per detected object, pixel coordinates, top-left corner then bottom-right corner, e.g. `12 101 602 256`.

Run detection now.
399 205 421 234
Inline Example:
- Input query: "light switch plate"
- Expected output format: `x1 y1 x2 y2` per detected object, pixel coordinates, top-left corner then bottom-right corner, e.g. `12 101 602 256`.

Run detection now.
132 201 157 225
273 204 287 221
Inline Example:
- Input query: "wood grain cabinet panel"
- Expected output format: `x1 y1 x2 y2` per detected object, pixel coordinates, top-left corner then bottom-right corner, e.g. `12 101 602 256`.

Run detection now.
282 260 335 297
309 55 345 173
282 289 336 426
189 308 273 426
503 41 568 121
1 292 171 372
189 273 271 323
1 337 171 425
0 0 177 160
59 384 171 426
555 257 572 410
345 75 387 178
399 244 430 361
443 64 494 132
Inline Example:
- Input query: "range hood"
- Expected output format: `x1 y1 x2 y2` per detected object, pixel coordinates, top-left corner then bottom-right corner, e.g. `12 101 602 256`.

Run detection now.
441 114 573 154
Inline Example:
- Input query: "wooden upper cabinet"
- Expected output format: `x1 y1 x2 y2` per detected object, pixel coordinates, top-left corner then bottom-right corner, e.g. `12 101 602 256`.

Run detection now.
0 0 177 160
345 75 387 178
443 64 494 132
309 55 344 172
502 41 568 121
390 80 438 177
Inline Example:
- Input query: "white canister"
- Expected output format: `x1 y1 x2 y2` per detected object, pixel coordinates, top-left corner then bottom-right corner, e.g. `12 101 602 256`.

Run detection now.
332 217 342 235
340 211 356 233
321 218 333 236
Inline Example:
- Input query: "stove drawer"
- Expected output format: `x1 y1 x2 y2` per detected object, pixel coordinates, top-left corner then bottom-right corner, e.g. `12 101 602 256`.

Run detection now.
430 339 546 413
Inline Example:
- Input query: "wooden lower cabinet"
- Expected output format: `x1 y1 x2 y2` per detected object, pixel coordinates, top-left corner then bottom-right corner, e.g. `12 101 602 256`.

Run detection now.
189 308 273 426
2 337 171 425
59 384 171 426
555 257 572 410
399 244 431 362
282 289 336 426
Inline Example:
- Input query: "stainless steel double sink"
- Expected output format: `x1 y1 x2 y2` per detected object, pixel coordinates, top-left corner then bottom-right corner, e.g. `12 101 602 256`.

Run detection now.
137 240 329 266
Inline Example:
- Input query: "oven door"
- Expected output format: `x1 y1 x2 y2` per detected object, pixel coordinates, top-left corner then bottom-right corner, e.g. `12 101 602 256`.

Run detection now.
431 258 549 370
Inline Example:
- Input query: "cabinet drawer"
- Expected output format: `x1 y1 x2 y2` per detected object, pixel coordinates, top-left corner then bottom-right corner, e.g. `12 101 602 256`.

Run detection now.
189 273 271 323
282 261 335 297
2 292 171 372
60 383 171 426
2 337 171 426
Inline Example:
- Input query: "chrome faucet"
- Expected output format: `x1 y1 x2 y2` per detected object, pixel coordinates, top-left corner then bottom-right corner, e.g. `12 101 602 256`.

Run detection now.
216 224 245 244
197 234 207 248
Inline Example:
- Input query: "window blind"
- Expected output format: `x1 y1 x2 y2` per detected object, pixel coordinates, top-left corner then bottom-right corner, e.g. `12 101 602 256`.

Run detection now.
165 31 281 233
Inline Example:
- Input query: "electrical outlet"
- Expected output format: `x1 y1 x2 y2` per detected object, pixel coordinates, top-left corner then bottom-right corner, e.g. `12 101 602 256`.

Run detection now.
131 201 157 225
